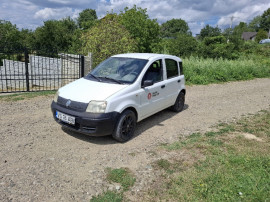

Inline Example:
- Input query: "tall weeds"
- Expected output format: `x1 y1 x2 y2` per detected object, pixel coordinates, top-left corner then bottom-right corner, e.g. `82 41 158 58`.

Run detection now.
183 56 270 85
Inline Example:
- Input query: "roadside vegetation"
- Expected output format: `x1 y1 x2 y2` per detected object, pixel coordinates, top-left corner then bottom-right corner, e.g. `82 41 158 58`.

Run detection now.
91 168 135 202
0 90 55 101
184 55 270 85
150 110 270 201
91 110 270 201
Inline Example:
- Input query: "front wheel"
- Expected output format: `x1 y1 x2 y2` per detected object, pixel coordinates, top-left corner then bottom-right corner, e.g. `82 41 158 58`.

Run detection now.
170 92 185 112
112 110 136 142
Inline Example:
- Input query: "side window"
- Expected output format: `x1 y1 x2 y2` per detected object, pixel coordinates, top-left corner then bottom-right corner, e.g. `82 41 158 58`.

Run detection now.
165 59 179 79
142 59 163 85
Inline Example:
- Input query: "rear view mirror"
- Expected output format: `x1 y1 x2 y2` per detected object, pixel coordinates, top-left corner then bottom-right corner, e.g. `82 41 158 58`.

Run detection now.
142 80 154 88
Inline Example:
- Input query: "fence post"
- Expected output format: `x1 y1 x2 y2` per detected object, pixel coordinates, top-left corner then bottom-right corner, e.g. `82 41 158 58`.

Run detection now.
24 48 30 91
80 55 85 77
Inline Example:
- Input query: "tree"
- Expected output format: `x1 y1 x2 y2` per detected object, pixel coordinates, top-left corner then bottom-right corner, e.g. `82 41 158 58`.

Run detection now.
198 36 239 59
20 28 35 49
223 22 249 50
169 34 198 57
199 25 221 39
81 14 138 67
248 15 262 32
118 6 160 52
33 17 77 53
0 20 22 51
152 34 198 57
260 8 270 37
234 22 251 34
255 29 268 43
161 18 191 38
151 38 170 54
204 35 226 46
77 9 97 30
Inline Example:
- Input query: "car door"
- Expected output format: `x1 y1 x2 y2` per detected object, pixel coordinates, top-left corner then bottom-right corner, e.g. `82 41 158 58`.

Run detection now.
138 59 168 119
163 58 184 106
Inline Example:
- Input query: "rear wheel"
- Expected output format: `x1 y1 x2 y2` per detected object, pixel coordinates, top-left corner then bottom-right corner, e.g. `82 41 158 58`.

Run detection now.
112 110 136 142
171 91 185 112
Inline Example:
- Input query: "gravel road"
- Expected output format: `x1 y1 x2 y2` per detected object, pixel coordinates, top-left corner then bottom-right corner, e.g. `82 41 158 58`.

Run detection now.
0 78 270 201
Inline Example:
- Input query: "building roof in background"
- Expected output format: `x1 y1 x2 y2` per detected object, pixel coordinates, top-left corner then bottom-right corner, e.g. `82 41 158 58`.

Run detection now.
242 32 257 40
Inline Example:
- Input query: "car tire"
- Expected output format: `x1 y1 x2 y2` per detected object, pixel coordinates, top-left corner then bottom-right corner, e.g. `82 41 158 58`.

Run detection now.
171 91 185 112
112 110 136 142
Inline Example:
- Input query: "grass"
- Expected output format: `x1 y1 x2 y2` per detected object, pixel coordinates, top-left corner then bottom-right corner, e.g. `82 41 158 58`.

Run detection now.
148 110 270 201
91 168 136 202
106 168 136 191
90 191 122 202
183 56 270 85
0 90 55 101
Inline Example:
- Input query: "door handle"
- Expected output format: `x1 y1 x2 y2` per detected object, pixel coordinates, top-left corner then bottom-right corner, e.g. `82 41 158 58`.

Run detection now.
161 85 165 88
178 80 181 83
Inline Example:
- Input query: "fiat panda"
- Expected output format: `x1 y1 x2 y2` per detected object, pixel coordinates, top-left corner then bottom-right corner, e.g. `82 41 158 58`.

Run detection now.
51 53 185 142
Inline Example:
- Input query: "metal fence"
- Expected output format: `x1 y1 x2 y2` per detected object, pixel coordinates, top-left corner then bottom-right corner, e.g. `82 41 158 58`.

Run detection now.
0 49 89 93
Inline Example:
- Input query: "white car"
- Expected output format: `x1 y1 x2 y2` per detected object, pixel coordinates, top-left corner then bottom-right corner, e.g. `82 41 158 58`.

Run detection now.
51 53 186 142
259 39 270 44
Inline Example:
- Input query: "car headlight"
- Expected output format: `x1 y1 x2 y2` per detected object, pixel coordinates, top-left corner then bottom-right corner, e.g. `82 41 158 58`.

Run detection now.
86 101 107 113
53 90 59 102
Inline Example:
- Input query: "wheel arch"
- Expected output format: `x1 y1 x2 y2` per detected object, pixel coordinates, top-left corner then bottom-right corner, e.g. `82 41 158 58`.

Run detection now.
122 107 138 122
180 89 186 95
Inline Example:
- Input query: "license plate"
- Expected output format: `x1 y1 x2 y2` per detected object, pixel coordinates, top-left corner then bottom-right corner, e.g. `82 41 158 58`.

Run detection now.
56 111 75 125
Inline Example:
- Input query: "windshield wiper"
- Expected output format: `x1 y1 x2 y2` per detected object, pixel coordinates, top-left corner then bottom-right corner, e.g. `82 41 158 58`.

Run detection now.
89 73 101 82
102 77 123 84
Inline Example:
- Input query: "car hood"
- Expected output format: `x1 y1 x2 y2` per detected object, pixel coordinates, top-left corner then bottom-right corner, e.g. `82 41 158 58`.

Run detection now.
58 78 128 103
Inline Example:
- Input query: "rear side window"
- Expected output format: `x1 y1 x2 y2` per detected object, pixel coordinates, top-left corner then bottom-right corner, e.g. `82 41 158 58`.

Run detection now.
165 59 179 79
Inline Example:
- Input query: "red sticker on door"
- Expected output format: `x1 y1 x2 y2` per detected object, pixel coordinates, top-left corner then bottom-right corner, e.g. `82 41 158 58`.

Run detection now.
148 93 152 100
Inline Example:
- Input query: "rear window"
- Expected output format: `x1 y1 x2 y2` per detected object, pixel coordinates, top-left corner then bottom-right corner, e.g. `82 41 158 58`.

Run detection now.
165 59 179 78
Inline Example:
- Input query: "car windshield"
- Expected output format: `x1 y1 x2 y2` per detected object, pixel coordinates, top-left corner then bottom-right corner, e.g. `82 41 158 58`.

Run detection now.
86 57 148 84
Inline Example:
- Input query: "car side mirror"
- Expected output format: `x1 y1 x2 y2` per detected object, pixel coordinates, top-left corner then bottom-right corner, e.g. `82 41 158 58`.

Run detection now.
142 80 154 88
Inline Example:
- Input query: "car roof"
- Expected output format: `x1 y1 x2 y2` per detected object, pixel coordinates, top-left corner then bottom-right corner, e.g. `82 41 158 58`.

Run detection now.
112 53 181 61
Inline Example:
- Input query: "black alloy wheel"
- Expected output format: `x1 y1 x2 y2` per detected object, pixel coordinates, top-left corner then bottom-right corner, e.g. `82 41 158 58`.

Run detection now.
171 91 185 112
112 110 136 142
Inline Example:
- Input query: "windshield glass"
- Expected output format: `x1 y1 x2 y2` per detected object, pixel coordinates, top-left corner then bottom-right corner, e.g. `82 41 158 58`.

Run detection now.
87 57 148 84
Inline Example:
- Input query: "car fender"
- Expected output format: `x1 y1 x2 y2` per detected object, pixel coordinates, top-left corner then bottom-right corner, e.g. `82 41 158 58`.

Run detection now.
106 84 140 115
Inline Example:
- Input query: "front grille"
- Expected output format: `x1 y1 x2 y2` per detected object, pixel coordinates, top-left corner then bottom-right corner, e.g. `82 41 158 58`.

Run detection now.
57 96 88 112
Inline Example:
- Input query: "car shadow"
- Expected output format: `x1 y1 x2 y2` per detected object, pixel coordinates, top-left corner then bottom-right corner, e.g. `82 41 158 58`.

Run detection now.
62 104 189 145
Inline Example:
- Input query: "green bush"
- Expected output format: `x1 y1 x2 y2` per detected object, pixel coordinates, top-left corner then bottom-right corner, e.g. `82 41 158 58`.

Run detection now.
152 34 198 57
203 36 226 46
197 36 239 60
240 41 258 55
184 56 270 85
169 34 198 57
255 29 268 43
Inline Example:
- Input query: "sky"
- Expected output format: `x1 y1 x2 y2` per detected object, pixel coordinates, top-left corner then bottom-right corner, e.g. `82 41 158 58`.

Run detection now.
0 0 270 35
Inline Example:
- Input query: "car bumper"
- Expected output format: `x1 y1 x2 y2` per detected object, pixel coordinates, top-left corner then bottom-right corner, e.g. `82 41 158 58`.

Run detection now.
51 101 120 136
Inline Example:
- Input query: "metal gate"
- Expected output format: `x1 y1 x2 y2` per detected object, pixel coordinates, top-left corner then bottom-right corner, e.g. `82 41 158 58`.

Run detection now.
0 49 85 93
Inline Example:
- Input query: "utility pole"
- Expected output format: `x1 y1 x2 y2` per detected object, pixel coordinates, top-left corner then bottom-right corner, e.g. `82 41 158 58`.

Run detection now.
227 16 235 43
230 16 235 29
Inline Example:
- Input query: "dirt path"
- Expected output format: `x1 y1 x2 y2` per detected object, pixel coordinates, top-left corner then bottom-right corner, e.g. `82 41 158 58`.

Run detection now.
0 78 269 201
